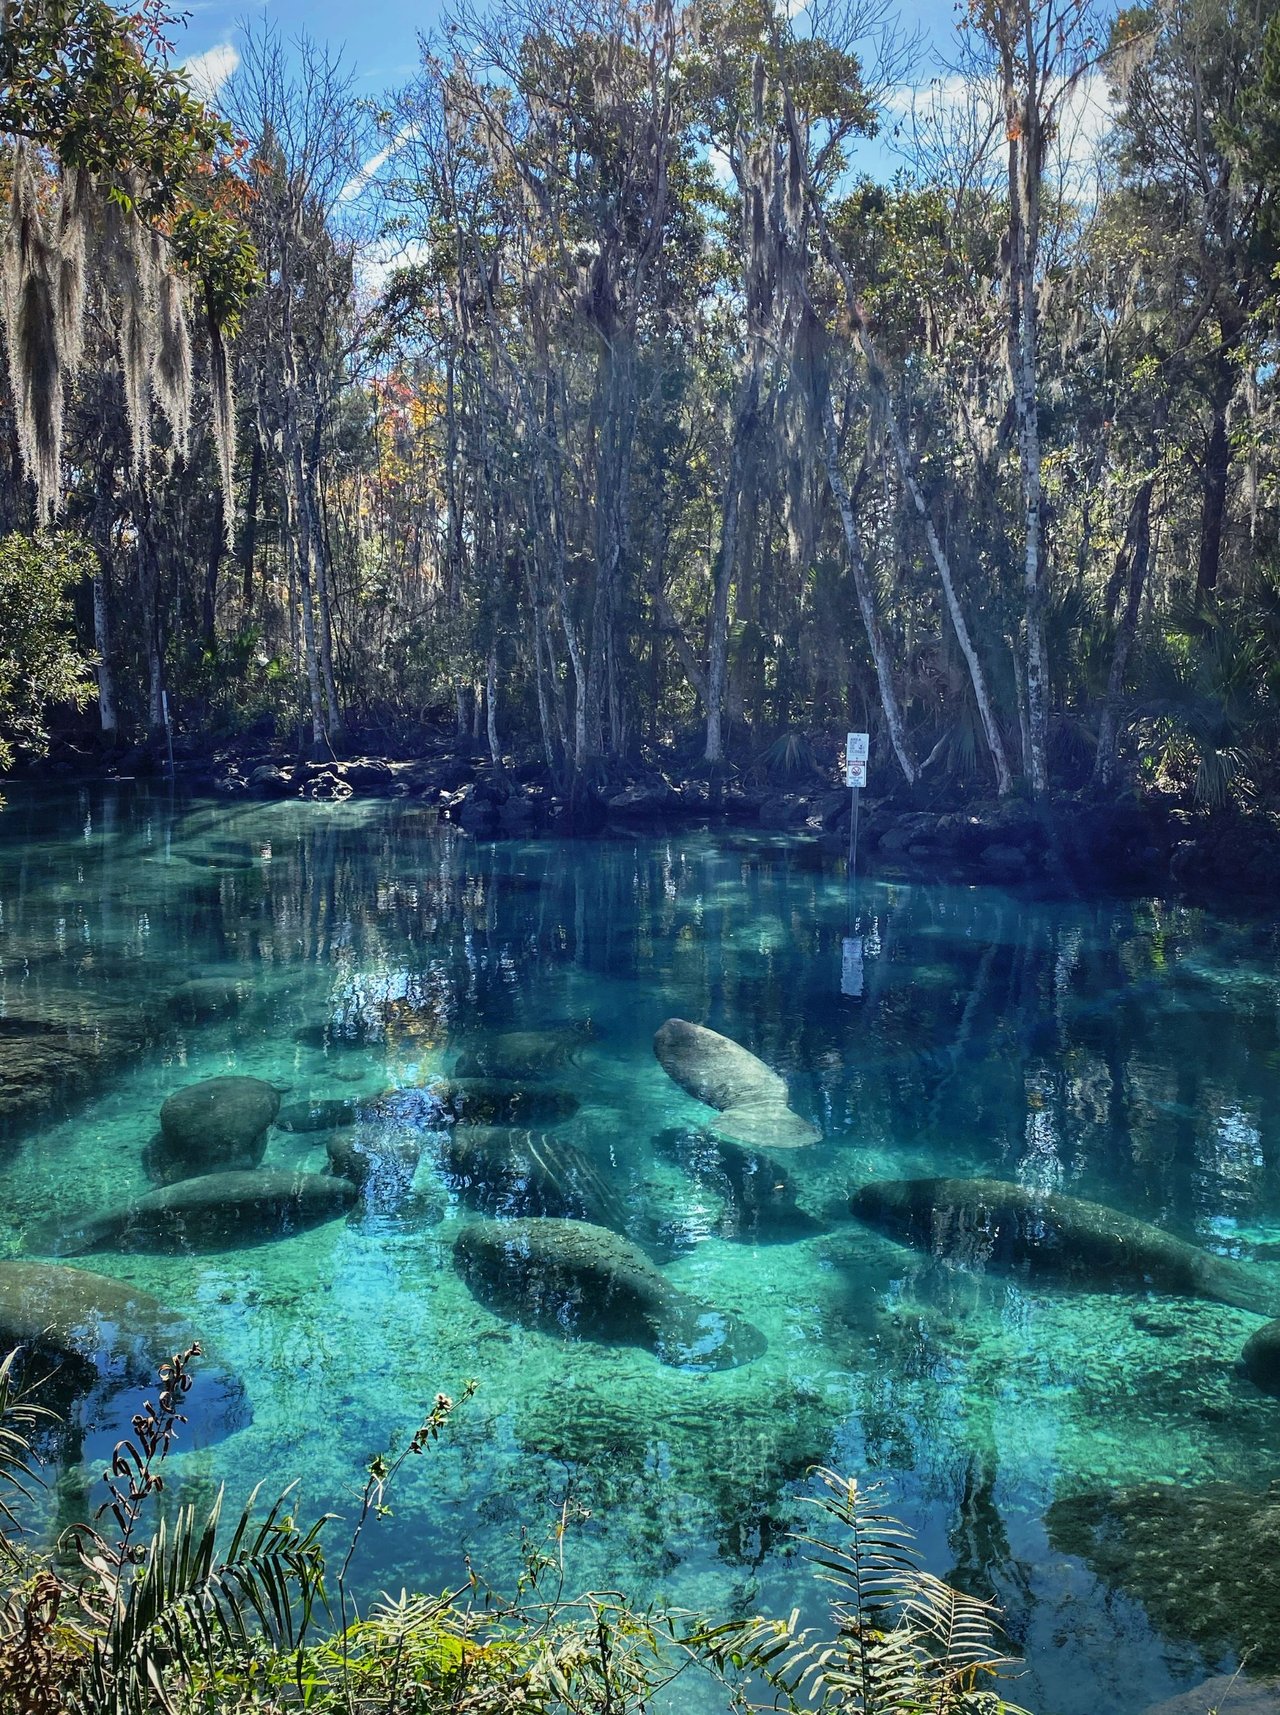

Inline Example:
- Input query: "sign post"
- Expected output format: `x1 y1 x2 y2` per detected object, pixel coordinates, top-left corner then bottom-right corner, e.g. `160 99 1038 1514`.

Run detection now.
845 731 868 877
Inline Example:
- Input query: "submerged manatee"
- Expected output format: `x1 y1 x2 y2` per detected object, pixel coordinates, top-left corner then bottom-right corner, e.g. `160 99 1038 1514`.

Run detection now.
849 1177 1280 1315
31 1171 357 1256
433 1079 580 1126
654 1127 826 1244
1241 1319 1280 1395
653 1018 818 1150
436 1125 628 1228
152 1076 281 1181
277 1096 370 1133
453 1217 766 1371
453 1029 583 1081
0 1260 248 1452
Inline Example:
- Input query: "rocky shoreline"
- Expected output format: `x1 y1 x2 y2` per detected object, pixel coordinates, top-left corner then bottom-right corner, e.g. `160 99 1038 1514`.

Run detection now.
12 732 1280 904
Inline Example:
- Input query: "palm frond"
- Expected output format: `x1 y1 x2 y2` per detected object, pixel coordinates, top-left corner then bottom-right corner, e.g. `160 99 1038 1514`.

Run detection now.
0 1350 55 1561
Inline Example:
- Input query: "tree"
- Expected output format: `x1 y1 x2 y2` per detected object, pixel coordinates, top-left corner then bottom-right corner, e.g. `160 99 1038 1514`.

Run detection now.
0 0 257 524
0 530 94 772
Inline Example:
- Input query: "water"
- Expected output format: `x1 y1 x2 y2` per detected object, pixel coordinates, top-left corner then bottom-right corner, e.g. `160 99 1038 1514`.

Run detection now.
2 783 1280 1714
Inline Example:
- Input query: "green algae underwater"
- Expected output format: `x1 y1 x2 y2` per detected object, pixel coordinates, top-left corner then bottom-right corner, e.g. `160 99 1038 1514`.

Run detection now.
3 784 1280 1714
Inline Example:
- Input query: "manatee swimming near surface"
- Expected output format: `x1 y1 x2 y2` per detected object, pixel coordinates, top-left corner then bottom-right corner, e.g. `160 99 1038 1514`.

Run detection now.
453 1217 766 1371
0 1260 249 1454
653 1127 826 1244
435 1125 629 1228
150 1075 281 1182
653 1018 819 1150
433 1079 580 1126
849 1177 1280 1315
30 1171 357 1257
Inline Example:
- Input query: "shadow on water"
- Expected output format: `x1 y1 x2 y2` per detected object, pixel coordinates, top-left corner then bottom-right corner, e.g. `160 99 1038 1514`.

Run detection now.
1 783 1280 1713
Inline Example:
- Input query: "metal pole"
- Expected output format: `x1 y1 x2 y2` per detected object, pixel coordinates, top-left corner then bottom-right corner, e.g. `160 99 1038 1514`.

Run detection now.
847 784 860 877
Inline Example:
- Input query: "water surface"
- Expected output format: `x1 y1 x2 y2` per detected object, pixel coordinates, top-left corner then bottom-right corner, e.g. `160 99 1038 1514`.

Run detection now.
2 785 1279 1714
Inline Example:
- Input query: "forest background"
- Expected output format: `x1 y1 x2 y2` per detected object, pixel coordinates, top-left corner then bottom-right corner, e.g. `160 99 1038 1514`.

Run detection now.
3 0 1280 827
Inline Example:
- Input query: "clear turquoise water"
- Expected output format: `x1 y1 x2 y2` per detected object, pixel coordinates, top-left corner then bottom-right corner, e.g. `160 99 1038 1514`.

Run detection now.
2 784 1280 1713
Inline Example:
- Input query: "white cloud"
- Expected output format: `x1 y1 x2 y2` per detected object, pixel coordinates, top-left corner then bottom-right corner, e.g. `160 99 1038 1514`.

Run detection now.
183 42 240 101
882 68 1112 184
339 121 423 205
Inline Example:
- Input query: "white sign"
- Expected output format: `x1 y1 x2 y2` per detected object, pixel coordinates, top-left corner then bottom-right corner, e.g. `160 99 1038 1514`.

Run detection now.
845 759 867 789
846 732 869 764
841 935 865 998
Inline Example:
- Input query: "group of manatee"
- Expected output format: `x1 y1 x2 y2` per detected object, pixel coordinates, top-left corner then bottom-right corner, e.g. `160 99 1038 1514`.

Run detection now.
7 1008 1280 1474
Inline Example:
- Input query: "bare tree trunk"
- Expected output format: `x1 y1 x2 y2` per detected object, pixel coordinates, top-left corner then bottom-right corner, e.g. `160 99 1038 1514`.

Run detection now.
241 432 262 609
817 382 917 785
706 359 760 764
1094 473 1155 790
1196 357 1232 600
878 386 1012 795
202 490 223 644
1001 21 1050 797
485 642 500 764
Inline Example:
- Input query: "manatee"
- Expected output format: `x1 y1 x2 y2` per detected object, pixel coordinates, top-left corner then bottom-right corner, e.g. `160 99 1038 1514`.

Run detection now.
29 1171 357 1257
653 1127 826 1244
453 1217 766 1371
453 1030 581 1081
326 1131 420 1188
849 1177 1280 1315
433 1079 580 1126
0 1260 248 1453
653 1018 818 1150
152 1076 281 1181
1241 1319 1280 1395
168 978 243 1025
435 1126 628 1228
277 1096 370 1133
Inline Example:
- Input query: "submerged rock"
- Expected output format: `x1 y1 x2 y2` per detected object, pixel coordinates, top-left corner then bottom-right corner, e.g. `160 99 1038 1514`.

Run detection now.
453 1217 766 1371
849 1177 1280 1315
653 1127 825 1244
433 1079 580 1126
653 1018 818 1150
0 1260 248 1451
1242 1318 1280 1394
31 1170 356 1256
436 1125 628 1228
1048 1479 1280 1674
153 1076 281 1180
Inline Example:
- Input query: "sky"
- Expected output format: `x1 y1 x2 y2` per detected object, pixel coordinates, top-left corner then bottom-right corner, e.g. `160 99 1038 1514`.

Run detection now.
175 0 975 180
174 0 1115 201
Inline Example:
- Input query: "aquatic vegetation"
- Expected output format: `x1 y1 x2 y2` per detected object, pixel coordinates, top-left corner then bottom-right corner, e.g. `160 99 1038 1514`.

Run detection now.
1048 1479 1280 1674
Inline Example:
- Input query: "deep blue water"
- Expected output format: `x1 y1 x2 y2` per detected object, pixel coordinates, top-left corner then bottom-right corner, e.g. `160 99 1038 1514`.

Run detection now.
2 784 1279 1714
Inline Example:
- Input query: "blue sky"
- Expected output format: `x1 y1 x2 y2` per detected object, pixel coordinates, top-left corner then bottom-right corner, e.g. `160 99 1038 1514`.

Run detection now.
177 0 967 109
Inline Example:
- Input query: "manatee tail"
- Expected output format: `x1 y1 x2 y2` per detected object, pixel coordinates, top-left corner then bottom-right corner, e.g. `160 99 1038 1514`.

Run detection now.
712 1101 819 1151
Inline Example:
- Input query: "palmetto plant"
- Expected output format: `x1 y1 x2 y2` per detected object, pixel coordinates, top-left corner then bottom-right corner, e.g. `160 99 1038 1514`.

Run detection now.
0 1344 329 1715
704 1469 1029 1715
